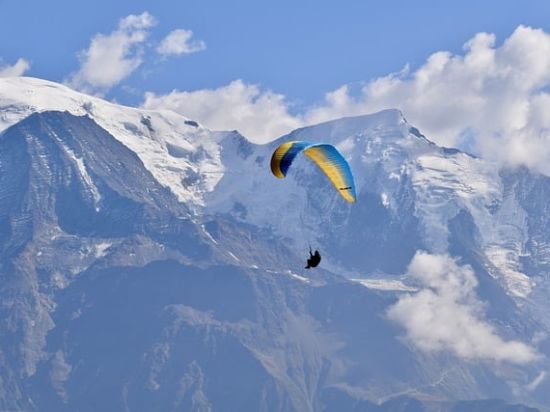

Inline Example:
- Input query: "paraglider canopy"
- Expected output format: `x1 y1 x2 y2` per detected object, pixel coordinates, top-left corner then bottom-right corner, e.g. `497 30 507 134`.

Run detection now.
270 140 356 203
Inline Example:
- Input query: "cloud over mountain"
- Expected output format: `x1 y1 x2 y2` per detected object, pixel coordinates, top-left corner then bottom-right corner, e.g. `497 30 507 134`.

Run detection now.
157 29 206 56
66 12 156 95
388 252 538 364
143 25 550 176
0 58 30 77
143 80 302 142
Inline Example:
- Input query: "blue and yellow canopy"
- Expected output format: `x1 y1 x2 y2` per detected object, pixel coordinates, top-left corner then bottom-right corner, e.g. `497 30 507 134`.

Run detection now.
270 140 356 203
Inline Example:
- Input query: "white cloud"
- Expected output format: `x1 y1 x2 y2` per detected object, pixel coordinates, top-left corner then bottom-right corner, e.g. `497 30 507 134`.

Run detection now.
157 29 206 56
142 80 302 143
387 252 538 364
0 58 30 77
308 25 550 174
141 25 550 173
66 12 156 95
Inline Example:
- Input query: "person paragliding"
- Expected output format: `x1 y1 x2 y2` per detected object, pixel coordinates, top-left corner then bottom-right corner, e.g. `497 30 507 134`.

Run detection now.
270 140 356 269
305 247 321 269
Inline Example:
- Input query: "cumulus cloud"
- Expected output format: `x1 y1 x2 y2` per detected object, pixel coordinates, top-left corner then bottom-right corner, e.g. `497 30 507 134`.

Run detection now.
308 25 550 174
0 58 30 77
157 29 206 56
387 252 538 364
142 80 302 142
142 25 550 172
66 12 156 95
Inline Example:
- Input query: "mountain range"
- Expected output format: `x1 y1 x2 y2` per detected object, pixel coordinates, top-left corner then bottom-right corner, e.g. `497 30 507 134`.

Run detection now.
0 77 549 411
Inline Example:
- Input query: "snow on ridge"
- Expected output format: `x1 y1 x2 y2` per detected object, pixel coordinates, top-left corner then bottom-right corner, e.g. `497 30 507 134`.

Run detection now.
411 149 534 297
68 150 102 210
1 78 535 298
95 242 112 258
352 278 418 292
2 78 424 253
282 108 409 148
0 76 229 208
42 125 103 210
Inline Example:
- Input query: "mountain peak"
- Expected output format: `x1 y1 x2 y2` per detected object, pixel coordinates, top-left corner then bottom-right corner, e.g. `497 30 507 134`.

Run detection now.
0 78 435 211
279 108 409 146
0 77 231 206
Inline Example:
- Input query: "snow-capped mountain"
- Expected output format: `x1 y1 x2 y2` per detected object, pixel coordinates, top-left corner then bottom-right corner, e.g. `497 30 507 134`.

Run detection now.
1 77 549 411
0 76 231 207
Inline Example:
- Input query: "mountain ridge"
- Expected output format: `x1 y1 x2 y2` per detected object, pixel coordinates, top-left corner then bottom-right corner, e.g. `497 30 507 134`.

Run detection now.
1 78 549 411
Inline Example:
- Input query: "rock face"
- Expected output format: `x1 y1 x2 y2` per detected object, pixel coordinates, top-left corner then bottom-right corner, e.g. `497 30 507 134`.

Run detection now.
0 77 549 411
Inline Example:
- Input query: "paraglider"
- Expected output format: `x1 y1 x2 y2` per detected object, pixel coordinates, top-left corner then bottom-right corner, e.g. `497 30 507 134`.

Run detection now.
305 248 321 269
270 140 356 269
270 140 356 203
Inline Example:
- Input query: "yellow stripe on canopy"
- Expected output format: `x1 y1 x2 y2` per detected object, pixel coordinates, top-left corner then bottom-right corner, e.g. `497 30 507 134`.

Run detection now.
304 146 356 203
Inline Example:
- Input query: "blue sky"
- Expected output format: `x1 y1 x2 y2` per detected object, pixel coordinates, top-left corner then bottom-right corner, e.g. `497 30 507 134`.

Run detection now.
5 0 550 170
3 0 549 104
